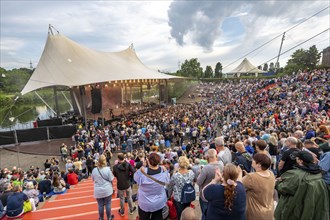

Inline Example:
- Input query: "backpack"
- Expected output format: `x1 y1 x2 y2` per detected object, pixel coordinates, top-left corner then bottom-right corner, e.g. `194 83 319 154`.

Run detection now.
181 182 195 204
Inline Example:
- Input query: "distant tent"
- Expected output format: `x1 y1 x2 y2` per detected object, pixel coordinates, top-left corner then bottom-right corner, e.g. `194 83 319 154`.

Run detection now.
226 58 266 77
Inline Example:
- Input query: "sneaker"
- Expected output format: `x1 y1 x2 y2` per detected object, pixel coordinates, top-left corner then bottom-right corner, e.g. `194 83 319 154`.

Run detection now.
129 206 137 215
118 209 124 217
108 214 115 220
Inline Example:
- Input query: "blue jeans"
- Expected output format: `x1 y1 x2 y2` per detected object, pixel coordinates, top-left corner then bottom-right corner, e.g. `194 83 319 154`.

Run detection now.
199 198 208 220
96 195 112 220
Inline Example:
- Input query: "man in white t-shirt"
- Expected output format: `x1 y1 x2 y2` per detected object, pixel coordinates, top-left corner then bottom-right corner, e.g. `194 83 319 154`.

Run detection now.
214 137 232 165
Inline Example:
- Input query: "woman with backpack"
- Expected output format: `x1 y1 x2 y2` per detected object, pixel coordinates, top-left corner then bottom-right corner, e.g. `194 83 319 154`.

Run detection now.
167 156 195 220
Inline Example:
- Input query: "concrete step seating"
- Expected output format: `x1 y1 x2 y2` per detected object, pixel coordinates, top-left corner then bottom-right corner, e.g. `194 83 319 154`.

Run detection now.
22 178 128 220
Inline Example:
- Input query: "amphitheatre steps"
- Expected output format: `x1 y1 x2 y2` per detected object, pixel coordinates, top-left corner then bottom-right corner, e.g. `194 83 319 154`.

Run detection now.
22 178 131 220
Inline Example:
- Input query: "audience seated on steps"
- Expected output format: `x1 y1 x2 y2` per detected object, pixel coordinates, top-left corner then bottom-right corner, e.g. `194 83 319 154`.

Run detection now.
67 169 78 185
6 185 36 218
23 182 39 207
52 173 66 193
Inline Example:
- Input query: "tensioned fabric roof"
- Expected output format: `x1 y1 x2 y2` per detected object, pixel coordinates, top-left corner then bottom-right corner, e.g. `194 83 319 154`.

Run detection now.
227 58 266 74
21 33 180 95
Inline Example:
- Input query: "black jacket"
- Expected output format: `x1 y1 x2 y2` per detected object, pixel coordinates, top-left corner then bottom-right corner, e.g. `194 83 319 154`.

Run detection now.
113 161 135 190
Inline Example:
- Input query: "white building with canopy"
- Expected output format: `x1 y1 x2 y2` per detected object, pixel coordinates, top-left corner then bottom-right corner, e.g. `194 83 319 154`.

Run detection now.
21 26 181 118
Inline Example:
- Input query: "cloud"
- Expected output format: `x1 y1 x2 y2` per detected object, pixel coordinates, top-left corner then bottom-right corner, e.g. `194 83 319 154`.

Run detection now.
167 1 329 52
0 0 329 73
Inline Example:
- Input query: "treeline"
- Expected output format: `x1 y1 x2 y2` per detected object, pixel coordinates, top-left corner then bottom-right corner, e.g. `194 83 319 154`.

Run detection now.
173 45 326 78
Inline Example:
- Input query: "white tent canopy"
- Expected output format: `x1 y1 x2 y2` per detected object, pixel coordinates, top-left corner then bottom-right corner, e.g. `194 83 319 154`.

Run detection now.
227 58 266 77
21 33 180 95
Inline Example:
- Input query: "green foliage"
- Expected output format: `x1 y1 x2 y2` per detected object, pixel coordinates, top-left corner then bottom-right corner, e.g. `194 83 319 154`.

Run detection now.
204 65 213 78
168 80 196 100
179 58 203 78
269 62 275 71
263 63 268 71
285 45 321 73
0 67 32 93
214 62 222 78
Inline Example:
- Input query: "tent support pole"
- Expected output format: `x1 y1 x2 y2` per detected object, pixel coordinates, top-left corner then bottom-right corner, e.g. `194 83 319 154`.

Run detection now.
158 80 161 106
79 86 88 129
165 80 168 105
53 86 60 117
35 91 57 115
130 85 132 103
124 84 127 104
140 83 143 104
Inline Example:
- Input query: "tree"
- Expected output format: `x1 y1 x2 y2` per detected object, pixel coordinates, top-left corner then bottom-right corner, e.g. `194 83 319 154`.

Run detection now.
257 65 262 70
0 68 32 93
204 65 213 78
269 62 275 71
306 45 321 69
179 58 203 78
263 63 268 71
214 62 222 78
285 45 321 73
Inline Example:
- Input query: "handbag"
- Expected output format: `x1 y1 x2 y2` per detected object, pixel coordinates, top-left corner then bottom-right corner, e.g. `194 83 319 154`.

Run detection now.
140 168 167 186
23 200 32 213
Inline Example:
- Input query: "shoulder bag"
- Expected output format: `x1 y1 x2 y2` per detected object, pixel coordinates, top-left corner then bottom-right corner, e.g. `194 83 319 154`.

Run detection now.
97 167 111 183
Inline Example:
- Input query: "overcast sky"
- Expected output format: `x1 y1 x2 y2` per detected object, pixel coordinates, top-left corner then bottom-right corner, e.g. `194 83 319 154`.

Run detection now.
0 0 329 73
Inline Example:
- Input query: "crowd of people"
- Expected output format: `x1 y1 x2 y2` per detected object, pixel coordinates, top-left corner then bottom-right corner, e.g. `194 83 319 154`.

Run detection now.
1 68 330 220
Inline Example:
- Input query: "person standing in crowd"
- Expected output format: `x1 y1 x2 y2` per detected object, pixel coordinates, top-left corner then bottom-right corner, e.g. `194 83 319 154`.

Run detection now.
277 137 300 177
65 159 74 173
73 158 83 173
202 164 246 220
215 137 232 165
92 155 115 220
134 153 170 220
168 156 195 220
242 153 275 220
86 156 94 176
319 147 330 187
233 142 252 173
197 149 224 220
254 140 271 158
60 144 68 162
0 200 5 219
112 153 137 216
275 151 329 220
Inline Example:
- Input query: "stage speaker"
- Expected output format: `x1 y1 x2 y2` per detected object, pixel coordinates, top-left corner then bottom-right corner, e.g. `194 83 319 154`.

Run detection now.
91 88 102 114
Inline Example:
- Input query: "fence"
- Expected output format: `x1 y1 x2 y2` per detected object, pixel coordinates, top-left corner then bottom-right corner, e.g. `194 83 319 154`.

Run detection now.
0 125 76 146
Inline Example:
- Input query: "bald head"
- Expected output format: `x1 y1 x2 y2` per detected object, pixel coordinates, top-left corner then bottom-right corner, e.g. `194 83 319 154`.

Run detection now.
207 149 217 159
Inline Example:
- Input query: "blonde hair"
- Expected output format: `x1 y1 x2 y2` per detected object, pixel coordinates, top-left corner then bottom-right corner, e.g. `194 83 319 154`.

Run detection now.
178 156 190 169
98 155 107 168
269 136 278 146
